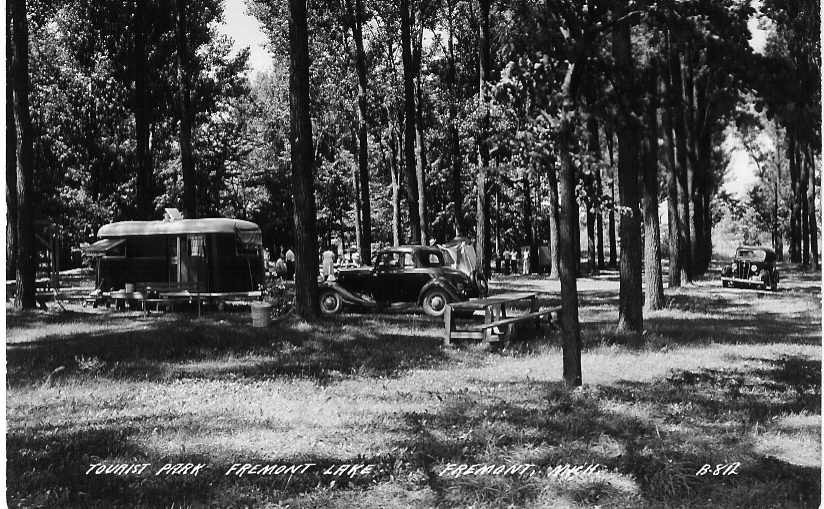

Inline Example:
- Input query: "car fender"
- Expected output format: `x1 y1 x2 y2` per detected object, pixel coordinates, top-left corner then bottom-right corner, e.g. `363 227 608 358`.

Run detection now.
319 281 376 307
417 278 461 306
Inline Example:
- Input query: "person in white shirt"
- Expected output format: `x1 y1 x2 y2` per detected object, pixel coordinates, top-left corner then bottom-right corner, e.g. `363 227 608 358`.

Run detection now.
285 248 296 280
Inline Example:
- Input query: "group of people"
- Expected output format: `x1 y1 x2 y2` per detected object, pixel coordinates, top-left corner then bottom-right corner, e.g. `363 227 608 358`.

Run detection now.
266 245 367 282
492 248 527 275
266 247 296 280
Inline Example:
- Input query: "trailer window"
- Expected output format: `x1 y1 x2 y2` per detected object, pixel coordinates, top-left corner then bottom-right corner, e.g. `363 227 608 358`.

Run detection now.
189 234 205 256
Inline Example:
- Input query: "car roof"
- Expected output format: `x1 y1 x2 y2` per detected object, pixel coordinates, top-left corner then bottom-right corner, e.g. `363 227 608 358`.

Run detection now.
737 245 775 253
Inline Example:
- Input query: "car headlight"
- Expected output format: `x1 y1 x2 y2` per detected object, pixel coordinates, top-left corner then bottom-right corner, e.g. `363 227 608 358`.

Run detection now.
751 264 759 274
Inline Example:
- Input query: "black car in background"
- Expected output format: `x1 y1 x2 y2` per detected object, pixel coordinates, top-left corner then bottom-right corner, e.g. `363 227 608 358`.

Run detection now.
721 245 779 291
318 246 482 316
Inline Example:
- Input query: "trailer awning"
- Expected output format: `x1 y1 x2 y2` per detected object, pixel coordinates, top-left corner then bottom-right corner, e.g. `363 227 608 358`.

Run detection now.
80 238 125 255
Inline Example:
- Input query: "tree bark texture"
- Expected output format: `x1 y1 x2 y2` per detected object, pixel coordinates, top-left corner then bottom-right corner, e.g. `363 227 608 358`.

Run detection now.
400 0 421 243
642 64 664 310
352 0 371 261
476 0 491 276
613 12 643 333
808 146 819 269
660 71 681 288
11 0 36 309
546 164 561 279
134 0 153 219
175 0 197 218
668 36 692 282
288 0 319 318
6 11 18 281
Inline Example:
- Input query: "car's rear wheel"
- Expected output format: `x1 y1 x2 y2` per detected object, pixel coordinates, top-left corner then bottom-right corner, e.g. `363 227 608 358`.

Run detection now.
319 290 342 315
422 289 449 317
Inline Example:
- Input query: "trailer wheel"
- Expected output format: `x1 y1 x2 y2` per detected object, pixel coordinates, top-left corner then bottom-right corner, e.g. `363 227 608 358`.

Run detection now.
320 290 342 315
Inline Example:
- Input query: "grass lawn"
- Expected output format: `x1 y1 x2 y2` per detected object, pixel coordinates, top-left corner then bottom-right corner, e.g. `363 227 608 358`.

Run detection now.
6 262 821 508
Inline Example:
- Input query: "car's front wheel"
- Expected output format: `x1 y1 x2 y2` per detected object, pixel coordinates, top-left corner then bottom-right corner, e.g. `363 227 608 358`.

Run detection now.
421 288 449 317
319 290 342 315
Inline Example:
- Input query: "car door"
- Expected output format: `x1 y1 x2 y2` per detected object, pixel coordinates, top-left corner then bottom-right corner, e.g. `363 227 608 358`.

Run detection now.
373 251 403 302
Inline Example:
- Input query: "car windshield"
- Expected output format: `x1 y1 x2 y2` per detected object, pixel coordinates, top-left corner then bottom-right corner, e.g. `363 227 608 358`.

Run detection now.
736 249 766 262
419 251 444 267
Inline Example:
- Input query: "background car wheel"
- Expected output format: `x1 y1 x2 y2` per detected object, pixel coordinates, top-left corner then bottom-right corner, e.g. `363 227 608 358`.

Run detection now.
319 290 342 315
422 289 449 317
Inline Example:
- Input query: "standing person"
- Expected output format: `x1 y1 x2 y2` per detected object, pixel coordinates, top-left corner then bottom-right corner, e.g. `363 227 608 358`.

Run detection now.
503 249 511 275
285 247 296 280
275 255 287 278
321 246 335 280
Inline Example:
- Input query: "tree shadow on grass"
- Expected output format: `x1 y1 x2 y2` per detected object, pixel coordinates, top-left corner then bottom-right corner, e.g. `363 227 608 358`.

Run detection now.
392 355 821 508
6 315 449 387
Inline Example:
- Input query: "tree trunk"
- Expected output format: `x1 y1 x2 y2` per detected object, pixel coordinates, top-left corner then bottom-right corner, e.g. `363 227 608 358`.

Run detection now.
352 154 362 253
390 123 402 246
807 146 818 269
585 114 599 275
476 0 491 277
660 72 681 288
6 12 18 281
288 0 319 318
415 72 428 244
523 172 537 273
400 0 421 243
558 63 582 387
801 142 810 266
447 1 463 237
547 164 561 279
351 0 371 261
642 64 664 310
134 0 153 219
668 36 692 282
175 0 197 218
613 11 643 334
606 127 618 268
11 0 36 309
788 130 801 262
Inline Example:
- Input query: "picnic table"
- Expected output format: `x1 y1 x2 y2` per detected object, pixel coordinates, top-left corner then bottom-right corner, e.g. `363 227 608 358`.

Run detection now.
443 291 560 346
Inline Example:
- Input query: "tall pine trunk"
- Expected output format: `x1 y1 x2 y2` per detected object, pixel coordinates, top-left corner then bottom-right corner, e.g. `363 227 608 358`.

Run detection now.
613 11 643 334
585 114 600 275
476 0 491 276
6 12 18 281
660 72 681 288
606 127 618 268
400 0 421 243
389 122 402 246
642 64 664 310
415 71 428 244
801 142 810 266
557 61 582 386
288 0 319 317
11 0 36 309
668 36 692 282
351 0 371 261
134 0 152 219
546 164 561 279
175 0 197 218
788 130 801 262
808 146 818 269
446 1 463 237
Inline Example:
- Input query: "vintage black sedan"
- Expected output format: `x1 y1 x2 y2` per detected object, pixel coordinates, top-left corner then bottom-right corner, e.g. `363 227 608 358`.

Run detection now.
319 245 483 316
721 245 779 291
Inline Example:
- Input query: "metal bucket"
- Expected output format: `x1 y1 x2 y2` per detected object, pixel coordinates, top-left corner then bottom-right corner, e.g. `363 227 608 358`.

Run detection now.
250 302 272 328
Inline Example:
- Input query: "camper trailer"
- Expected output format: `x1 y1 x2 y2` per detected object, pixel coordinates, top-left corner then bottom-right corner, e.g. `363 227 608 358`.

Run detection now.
83 211 265 303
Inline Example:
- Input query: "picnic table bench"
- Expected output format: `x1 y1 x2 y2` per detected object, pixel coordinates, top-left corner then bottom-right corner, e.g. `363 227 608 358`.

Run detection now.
443 291 560 346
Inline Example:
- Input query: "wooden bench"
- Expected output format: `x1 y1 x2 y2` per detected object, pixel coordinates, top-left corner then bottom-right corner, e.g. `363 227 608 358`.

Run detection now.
443 292 560 346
